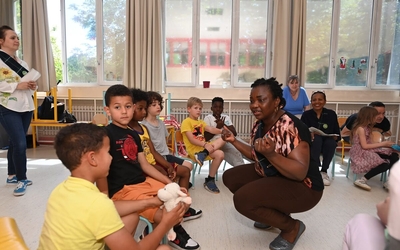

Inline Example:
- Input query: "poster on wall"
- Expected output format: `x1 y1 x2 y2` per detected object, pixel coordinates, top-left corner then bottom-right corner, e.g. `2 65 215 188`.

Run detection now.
340 57 346 69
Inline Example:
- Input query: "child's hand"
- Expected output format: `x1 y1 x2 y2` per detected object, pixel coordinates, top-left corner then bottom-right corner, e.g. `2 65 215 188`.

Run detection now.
204 143 215 154
215 116 225 129
383 141 395 147
221 127 235 142
161 202 186 228
167 164 176 180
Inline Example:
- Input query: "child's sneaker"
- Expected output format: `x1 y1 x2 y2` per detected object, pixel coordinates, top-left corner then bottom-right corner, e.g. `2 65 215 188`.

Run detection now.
138 225 149 241
204 178 220 194
7 176 32 185
169 225 200 250
320 172 331 186
194 152 207 166
13 180 30 196
354 177 371 191
183 207 202 222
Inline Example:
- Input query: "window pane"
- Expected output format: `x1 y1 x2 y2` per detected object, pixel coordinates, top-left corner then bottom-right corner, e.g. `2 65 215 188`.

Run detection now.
376 0 400 86
335 0 373 86
199 0 232 87
65 0 97 83
165 0 193 84
47 0 63 82
103 0 125 82
238 0 268 84
305 0 333 84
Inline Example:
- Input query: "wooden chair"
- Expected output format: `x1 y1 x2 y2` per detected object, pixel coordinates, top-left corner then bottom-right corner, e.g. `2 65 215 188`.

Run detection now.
0 217 28 250
337 117 352 164
30 88 73 148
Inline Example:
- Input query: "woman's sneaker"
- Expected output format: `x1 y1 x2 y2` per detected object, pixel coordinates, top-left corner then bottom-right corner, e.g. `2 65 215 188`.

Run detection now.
354 177 371 191
183 207 202 222
13 180 30 196
169 225 200 250
6 176 33 185
204 178 220 194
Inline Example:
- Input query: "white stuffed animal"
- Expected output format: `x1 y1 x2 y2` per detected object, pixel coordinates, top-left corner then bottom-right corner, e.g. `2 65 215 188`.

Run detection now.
157 182 192 240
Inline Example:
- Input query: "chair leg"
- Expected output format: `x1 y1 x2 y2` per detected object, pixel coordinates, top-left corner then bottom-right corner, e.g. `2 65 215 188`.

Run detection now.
346 158 351 178
331 155 335 179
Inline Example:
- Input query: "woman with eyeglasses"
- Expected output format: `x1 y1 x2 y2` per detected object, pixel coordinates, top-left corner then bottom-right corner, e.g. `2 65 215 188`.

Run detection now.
300 91 340 186
282 75 310 117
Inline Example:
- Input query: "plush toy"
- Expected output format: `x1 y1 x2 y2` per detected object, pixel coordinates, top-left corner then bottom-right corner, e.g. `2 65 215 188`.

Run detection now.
157 182 192 240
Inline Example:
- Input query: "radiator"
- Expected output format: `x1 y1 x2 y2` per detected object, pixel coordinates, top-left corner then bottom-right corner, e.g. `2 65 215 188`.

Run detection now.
170 108 254 141
36 105 104 138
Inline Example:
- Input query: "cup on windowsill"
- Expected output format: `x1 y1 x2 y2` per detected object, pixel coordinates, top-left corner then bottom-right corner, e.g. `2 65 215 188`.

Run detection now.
203 81 210 88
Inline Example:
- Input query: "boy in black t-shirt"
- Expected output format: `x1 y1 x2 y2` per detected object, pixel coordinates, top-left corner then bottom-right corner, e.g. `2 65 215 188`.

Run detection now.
96 85 200 250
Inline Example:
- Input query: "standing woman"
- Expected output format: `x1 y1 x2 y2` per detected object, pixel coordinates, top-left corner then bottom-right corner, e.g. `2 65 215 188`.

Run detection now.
0 25 37 196
222 77 323 250
301 91 341 186
282 75 310 117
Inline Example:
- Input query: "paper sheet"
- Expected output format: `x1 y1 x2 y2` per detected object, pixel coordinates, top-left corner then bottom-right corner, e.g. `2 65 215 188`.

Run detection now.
21 68 41 82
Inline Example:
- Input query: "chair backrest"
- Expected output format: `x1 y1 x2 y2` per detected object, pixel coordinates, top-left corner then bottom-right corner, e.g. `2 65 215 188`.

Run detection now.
0 217 29 250
174 130 188 157
338 117 347 127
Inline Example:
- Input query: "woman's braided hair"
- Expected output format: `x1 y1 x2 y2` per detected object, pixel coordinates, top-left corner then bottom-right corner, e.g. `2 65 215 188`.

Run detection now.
250 77 286 109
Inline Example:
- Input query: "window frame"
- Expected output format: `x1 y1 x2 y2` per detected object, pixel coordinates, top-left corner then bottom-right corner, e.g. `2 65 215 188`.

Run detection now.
58 0 124 86
305 0 400 90
162 0 272 88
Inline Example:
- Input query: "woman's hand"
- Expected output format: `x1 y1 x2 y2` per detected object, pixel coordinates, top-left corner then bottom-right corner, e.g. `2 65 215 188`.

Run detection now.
221 127 235 143
254 136 275 157
17 81 36 90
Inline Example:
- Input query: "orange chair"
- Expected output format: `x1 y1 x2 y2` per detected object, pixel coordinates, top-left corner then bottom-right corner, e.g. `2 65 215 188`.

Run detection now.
0 217 28 250
338 117 351 164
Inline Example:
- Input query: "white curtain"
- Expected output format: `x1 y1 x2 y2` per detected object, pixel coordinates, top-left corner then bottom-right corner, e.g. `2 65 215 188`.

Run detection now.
0 0 15 29
124 0 162 91
271 0 306 86
21 0 56 91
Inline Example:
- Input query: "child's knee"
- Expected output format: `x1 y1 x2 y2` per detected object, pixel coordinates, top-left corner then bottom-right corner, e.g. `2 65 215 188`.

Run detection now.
183 161 193 170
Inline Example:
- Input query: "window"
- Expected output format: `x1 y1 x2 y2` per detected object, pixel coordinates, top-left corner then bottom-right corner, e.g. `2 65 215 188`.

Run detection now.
306 0 400 89
47 0 126 85
163 0 270 87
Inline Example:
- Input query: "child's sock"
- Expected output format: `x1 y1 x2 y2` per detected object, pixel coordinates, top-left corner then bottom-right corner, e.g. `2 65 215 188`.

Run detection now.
205 175 215 182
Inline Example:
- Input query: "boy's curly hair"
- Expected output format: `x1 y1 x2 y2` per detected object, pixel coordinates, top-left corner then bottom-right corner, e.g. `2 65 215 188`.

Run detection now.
147 91 164 111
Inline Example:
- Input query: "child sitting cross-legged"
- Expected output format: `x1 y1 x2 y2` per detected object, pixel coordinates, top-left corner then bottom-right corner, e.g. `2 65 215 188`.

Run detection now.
38 123 184 250
128 88 202 222
181 97 225 194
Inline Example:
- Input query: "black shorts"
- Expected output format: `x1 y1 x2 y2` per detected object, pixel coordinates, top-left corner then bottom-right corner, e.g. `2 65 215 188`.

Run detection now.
164 154 185 165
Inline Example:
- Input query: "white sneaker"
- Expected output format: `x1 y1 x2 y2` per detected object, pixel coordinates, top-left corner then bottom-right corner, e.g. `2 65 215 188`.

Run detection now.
383 181 389 191
354 177 371 191
321 172 331 186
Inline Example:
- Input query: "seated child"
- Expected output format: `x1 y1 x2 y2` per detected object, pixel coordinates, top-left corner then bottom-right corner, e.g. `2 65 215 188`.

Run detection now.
142 91 193 172
128 89 202 221
204 97 244 167
96 85 200 250
38 123 184 250
350 106 394 191
181 97 225 194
